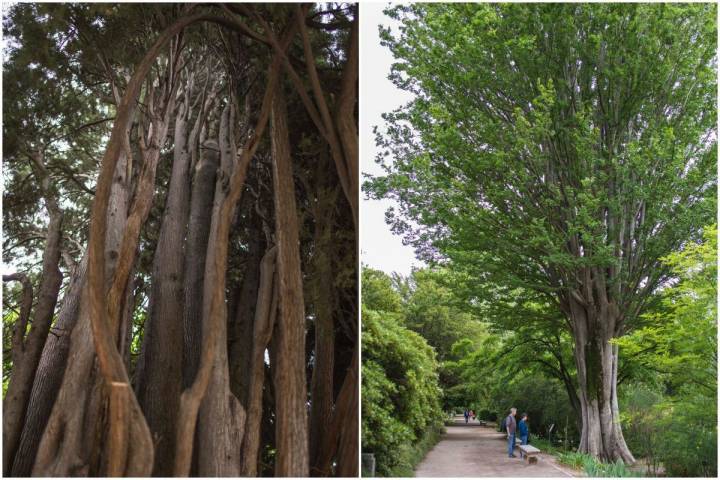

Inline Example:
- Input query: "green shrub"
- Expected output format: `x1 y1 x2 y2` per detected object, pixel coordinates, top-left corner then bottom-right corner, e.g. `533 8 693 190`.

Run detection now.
361 307 444 476
386 424 445 477
655 395 717 477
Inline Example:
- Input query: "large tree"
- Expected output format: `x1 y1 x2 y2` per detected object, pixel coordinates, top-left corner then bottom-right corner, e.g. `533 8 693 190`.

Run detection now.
369 3 716 462
3 3 357 476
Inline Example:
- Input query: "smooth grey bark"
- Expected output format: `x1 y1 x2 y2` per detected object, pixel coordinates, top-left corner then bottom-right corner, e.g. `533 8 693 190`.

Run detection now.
567 296 634 463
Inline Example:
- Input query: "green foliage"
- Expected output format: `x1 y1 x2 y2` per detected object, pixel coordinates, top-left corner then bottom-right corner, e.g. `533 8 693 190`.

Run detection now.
369 0 717 349
385 424 444 477
403 268 484 361
361 267 403 314
557 451 591 470
361 269 444 476
618 384 664 474
616 226 717 477
558 452 641 477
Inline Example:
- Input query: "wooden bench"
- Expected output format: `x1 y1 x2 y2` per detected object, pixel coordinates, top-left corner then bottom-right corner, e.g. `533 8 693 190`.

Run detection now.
517 444 541 464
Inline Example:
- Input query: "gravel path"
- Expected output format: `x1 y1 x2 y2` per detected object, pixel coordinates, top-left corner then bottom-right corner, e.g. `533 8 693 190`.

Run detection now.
414 417 578 477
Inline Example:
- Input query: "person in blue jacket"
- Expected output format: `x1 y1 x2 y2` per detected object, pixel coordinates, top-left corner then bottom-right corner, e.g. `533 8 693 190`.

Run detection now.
518 413 529 457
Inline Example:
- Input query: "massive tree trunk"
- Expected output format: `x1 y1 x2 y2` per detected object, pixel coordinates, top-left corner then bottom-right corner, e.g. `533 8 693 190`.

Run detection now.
567 294 634 463
134 88 194 476
271 85 309 477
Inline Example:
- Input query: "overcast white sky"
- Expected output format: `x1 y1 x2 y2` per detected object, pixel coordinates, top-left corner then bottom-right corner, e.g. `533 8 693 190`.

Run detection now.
360 2 424 278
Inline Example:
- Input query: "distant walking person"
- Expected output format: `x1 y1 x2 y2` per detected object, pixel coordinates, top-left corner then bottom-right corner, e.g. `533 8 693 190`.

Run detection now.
464 409 469 423
518 413 529 457
505 407 517 458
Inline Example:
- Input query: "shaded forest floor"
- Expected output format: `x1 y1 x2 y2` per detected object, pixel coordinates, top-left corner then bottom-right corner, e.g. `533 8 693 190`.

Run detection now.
414 416 577 478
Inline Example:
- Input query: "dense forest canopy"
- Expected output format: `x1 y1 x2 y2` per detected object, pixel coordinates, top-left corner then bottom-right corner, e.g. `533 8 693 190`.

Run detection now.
2 3 357 477
365 1 716 474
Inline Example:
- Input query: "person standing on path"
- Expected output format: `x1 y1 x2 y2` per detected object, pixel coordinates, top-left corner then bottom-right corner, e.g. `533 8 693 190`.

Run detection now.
505 407 517 458
518 413 529 458
464 409 469 423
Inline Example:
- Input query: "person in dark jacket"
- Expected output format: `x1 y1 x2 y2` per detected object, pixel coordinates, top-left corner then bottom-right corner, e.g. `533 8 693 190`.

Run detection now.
518 413 529 448
505 407 517 458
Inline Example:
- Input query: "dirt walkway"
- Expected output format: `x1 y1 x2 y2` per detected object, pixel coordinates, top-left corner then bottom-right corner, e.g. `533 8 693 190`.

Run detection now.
414 416 578 477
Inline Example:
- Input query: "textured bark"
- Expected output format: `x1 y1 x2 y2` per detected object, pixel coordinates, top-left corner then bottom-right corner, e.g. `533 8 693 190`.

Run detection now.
195 102 245 477
335 351 359 477
2 150 63 476
308 184 337 475
182 142 219 388
228 232 261 405
32 20 189 472
271 85 309 477
13 140 130 476
240 246 278 476
134 86 193 476
173 50 283 474
315 347 358 476
567 295 635 463
295 6 358 228
2 273 34 476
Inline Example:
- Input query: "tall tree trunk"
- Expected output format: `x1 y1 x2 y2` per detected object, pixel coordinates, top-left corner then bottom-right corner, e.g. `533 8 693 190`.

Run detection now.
271 85 309 477
335 349 359 477
228 230 261 405
2 151 63 476
315 345 358 476
567 295 634 463
308 185 337 475
10 140 130 476
182 141 219 389
134 92 193 476
240 246 278 476
173 43 285 477
33 83 172 475
195 103 245 477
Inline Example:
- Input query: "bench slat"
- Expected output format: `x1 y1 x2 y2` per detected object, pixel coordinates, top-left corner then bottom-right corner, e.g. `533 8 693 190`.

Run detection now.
518 445 541 454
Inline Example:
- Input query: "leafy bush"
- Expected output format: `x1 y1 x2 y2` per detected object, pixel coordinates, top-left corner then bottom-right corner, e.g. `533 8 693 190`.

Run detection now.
385 424 445 477
361 306 444 476
654 394 717 477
